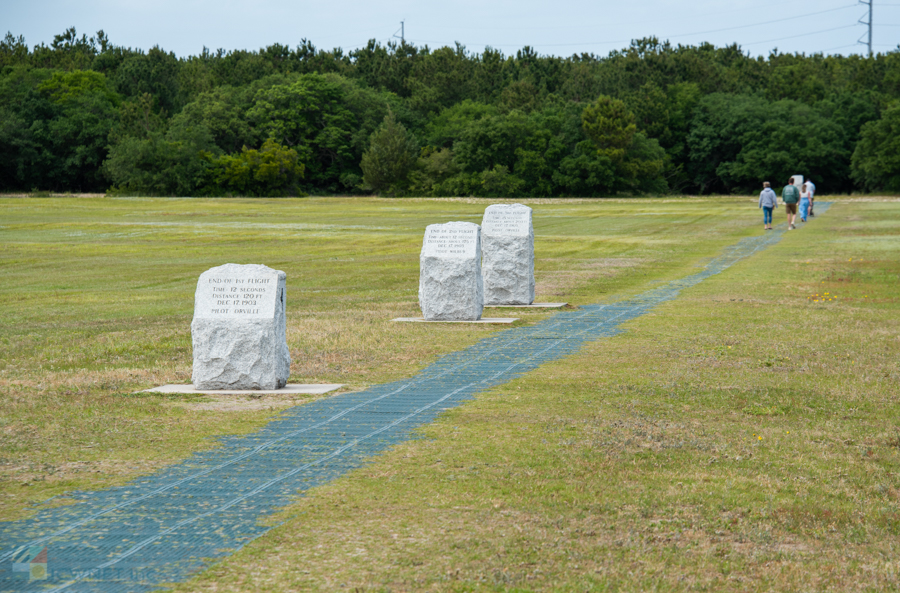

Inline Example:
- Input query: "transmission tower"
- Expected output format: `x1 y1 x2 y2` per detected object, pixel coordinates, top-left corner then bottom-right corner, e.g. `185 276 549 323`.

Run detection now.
858 0 873 57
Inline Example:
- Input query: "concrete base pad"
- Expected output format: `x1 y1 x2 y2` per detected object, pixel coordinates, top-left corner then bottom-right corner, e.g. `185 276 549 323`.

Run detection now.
393 317 518 324
485 302 568 308
144 384 344 395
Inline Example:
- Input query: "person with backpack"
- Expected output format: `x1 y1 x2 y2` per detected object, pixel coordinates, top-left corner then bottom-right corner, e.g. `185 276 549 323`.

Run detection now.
782 177 800 230
758 181 778 230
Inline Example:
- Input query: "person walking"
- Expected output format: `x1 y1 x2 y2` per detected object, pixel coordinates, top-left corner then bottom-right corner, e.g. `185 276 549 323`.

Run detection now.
758 181 778 230
799 183 811 223
782 177 800 230
806 178 816 216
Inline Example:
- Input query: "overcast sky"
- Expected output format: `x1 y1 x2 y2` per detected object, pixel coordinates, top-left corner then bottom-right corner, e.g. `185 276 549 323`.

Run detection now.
4 0 899 59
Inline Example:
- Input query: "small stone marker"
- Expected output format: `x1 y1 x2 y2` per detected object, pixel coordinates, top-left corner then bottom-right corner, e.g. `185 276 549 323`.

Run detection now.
481 204 535 306
419 221 483 321
191 263 291 390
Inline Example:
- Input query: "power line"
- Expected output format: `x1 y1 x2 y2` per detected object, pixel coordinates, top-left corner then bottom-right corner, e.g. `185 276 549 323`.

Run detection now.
332 0 895 56
406 5 859 50
407 0 852 32
652 4 857 39
859 0 873 57
821 42 864 51
742 24 858 46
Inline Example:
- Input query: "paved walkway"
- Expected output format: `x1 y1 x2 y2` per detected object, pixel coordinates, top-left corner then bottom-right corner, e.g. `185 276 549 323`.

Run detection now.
0 206 829 593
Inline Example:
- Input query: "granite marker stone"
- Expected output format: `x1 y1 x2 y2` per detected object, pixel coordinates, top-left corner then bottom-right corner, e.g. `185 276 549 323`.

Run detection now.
481 203 534 305
418 221 483 321
191 263 290 390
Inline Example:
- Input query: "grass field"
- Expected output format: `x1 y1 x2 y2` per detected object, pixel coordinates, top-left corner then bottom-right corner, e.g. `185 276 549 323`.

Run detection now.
2 195 899 591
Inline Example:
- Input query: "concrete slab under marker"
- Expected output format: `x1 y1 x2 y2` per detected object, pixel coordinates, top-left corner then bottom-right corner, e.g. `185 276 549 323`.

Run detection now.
143 384 344 395
485 302 568 308
392 317 518 324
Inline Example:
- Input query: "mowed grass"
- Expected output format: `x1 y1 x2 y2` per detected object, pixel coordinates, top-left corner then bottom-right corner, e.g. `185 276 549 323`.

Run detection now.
1 195 757 520
3 196 899 591
167 198 898 593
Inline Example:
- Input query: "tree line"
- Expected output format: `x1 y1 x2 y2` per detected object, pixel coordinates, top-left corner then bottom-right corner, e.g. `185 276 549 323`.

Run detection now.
1 27 899 196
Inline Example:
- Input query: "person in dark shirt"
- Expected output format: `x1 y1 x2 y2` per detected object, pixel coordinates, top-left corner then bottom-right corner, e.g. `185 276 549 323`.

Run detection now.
782 177 800 230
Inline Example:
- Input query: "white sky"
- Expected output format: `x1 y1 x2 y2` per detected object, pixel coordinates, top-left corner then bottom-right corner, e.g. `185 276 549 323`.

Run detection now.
3 0 899 59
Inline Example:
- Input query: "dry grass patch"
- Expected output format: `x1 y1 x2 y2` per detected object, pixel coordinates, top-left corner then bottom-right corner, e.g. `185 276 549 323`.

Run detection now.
285 300 525 387
535 257 642 299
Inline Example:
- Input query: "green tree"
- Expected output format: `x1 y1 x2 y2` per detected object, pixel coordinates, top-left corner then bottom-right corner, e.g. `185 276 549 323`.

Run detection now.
424 100 498 148
499 80 540 113
0 66 52 190
478 164 524 197
407 44 476 116
452 110 535 173
851 102 900 191
767 61 828 104
0 33 29 69
814 90 881 168
103 121 220 195
625 82 669 142
109 92 166 143
659 82 702 191
10 69 121 191
553 141 616 196
360 111 419 194
173 78 283 153
581 96 666 193
26 27 103 71
349 40 419 97
247 73 362 191
2 32 900 195
113 47 181 114
409 147 460 195
616 133 668 194
214 138 304 196
581 95 637 158
688 93 849 193
37 69 118 103
0 107 37 190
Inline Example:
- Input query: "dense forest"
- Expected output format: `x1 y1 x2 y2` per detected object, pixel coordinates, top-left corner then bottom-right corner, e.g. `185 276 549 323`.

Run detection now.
1 27 899 196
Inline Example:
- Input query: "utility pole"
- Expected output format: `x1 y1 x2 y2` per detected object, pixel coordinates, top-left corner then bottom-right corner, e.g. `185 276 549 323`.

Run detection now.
858 0 873 57
393 21 405 44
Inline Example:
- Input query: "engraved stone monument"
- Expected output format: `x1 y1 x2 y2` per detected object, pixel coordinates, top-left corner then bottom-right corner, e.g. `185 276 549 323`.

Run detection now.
191 263 291 390
419 221 483 321
481 203 535 305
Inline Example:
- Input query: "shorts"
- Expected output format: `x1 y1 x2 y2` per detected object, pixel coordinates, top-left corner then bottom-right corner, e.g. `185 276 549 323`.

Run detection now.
785 203 798 215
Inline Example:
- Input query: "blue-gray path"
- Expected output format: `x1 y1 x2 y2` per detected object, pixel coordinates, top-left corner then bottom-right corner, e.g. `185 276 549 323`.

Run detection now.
0 206 828 593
